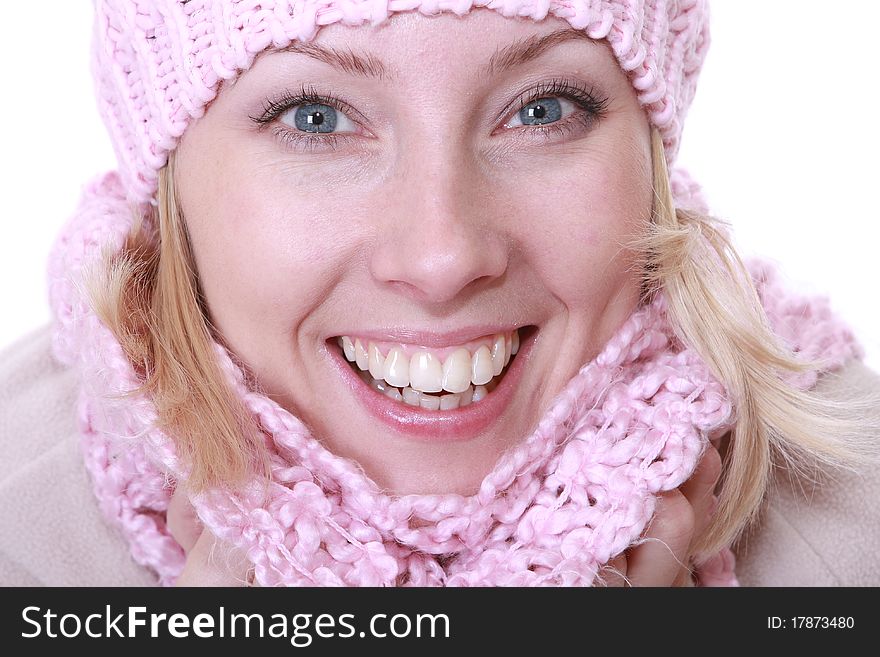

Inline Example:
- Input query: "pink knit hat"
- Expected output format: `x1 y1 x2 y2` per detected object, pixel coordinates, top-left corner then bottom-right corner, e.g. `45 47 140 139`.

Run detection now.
93 0 710 204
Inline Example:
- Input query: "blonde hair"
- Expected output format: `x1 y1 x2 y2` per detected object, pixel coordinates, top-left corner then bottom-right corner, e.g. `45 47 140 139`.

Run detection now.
633 129 878 555
88 155 268 493
87 128 878 557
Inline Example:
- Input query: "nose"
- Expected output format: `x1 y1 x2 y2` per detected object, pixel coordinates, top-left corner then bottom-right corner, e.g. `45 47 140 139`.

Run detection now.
369 147 509 305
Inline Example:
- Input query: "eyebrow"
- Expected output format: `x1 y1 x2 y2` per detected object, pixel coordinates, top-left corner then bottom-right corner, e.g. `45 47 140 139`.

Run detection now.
483 28 598 78
278 42 392 81
278 28 596 82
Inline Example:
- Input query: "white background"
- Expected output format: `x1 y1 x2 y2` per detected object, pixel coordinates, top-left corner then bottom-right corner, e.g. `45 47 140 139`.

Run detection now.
0 2 877 371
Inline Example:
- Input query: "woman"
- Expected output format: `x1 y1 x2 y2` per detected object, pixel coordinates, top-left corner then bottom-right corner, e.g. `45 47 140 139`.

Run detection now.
1 0 878 586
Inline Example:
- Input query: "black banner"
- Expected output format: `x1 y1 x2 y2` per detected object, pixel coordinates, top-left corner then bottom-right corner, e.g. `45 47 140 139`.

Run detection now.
1 587 873 651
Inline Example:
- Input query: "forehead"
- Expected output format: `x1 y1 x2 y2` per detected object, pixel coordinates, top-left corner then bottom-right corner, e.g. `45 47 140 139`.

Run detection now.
296 10 610 83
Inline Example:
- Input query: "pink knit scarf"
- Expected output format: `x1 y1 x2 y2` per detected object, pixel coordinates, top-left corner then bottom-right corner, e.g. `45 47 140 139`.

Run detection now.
48 172 863 587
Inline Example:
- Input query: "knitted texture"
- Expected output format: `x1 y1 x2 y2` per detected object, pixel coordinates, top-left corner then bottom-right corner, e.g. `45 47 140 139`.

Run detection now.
93 0 710 204
48 172 863 586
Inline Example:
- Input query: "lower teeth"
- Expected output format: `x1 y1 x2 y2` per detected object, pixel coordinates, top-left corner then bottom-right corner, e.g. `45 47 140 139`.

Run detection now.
355 368 500 410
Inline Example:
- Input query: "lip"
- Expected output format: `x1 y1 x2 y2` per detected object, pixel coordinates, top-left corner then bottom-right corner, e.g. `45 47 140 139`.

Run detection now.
324 326 536 442
330 325 521 349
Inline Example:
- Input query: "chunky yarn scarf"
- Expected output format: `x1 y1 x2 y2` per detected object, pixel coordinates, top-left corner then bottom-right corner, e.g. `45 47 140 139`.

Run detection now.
48 173 862 587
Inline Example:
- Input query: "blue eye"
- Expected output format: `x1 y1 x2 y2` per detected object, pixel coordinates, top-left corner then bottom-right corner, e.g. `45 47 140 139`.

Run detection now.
252 80 609 152
510 97 567 127
278 102 358 135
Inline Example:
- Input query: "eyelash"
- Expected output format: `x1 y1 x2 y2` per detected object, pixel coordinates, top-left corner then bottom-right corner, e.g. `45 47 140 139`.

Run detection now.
250 79 610 152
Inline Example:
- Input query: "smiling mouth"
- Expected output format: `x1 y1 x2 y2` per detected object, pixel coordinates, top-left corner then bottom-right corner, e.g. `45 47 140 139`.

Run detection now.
334 327 534 411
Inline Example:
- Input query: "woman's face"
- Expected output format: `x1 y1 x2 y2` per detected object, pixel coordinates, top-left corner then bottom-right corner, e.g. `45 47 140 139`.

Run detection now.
175 10 652 495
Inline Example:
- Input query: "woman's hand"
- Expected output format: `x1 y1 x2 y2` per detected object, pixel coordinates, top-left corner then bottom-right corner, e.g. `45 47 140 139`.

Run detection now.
167 487 253 587
599 443 722 587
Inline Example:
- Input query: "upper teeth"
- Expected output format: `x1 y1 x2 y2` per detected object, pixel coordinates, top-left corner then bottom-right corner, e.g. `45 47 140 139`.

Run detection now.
337 330 520 394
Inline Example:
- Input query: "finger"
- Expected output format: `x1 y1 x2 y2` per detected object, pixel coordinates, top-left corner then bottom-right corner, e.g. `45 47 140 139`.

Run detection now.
596 553 629 587
625 489 695 586
679 444 722 551
174 528 252 587
167 486 202 554
680 443 721 507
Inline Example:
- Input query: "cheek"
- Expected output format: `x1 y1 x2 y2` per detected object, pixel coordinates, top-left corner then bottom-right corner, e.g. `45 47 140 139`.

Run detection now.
180 163 349 335
508 154 651 305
